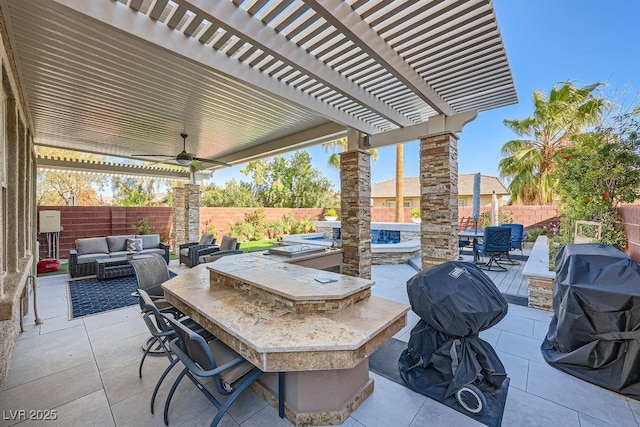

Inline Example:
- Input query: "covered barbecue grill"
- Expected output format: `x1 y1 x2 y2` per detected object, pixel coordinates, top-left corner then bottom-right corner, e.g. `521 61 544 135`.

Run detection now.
541 243 640 399
399 261 508 415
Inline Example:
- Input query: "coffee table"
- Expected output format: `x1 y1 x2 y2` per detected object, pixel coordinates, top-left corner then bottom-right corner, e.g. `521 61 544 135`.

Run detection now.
95 254 153 280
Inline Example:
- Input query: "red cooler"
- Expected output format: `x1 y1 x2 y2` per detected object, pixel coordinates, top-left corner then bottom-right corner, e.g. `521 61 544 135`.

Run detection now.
37 258 60 273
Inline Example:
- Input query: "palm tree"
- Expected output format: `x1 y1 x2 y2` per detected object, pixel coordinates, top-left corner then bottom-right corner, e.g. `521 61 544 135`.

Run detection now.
395 144 404 222
499 82 606 204
322 137 378 168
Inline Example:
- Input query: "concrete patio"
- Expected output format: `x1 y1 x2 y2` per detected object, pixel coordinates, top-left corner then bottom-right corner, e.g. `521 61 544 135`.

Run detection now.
1 260 638 427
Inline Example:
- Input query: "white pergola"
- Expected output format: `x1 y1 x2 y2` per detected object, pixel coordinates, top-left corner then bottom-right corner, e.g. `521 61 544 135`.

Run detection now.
1 0 516 166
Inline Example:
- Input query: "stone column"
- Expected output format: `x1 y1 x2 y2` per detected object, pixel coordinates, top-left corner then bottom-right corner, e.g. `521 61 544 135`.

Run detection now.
172 184 200 253
6 98 17 272
17 120 25 258
420 133 458 270
340 149 371 279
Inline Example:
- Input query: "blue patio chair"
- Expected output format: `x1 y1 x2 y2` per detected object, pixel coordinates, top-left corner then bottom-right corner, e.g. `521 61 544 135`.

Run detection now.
500 223 525 252
500 223 526 264
474 226 512 271
158 315 262 427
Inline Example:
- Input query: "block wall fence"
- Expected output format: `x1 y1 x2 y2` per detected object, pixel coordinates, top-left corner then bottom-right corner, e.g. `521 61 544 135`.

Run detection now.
36 206 173 259
37 204 640 263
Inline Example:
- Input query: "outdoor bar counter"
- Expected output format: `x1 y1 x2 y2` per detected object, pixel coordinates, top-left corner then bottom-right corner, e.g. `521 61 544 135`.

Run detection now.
162 250 410 426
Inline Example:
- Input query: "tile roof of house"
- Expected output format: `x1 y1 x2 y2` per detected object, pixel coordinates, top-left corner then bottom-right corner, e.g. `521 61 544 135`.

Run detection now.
372 174 509 198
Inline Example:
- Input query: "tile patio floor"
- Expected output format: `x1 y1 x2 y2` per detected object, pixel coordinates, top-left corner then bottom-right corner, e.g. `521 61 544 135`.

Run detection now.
1 260 638 426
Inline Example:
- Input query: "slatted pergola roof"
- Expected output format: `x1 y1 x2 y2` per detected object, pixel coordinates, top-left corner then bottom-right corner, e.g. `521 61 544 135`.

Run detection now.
1 0 516 169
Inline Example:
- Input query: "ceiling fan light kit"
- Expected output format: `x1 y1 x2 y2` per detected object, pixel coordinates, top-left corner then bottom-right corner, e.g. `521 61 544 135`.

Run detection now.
131 133 229 169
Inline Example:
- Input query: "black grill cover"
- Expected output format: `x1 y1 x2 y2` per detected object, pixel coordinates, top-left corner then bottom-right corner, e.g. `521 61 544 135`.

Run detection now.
541 244 640 399
399 261 508 401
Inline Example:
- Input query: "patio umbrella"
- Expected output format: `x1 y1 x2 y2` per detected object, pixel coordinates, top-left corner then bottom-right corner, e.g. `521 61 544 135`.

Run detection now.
491 191 498 226
472 173 481 230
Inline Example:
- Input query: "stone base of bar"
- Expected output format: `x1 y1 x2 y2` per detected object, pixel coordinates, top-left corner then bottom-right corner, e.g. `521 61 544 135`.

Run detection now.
528 276 554 311
252 359 373 426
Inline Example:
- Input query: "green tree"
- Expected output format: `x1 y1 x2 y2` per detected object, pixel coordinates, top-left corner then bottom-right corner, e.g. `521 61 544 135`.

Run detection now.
36 147 108 205
499 82 607 204
555 111 640 248
242 151 337 207
200 180 260 207
112 177 160 206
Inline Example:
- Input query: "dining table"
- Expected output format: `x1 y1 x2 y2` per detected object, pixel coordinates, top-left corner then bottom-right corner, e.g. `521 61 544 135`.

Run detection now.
458 228 484 262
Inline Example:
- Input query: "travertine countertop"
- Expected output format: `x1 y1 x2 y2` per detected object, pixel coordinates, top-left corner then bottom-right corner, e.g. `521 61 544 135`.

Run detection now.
162 261 409 371
210 251 372 301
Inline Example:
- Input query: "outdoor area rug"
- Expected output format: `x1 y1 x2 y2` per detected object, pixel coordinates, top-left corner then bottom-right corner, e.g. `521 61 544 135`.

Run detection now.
67 271 176 319
369 337 509 427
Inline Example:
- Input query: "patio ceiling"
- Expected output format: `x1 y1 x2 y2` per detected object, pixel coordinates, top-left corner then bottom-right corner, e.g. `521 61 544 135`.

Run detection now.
1 0 516 170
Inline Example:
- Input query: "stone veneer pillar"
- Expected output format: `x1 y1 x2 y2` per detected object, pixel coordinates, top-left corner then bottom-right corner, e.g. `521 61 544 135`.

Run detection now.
17 120 26 258
172 184 200 252
340 150 371 279
420 133 459 270
6 97 17 272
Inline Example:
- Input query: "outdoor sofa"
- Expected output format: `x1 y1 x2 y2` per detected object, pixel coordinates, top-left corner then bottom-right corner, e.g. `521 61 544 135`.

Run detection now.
69 234 169 278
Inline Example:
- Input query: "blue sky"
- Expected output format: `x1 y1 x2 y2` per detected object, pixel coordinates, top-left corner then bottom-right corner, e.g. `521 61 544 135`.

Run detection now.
209 0 640 190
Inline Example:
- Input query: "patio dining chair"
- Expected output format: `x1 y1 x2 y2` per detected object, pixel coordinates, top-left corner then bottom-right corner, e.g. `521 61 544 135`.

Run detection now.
501 223 525 252
130 255 191 361
158 314 262 427
135 288 215 377
474 226 512 271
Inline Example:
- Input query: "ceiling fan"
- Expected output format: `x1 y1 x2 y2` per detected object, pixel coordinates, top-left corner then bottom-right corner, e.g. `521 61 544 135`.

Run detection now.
132 133 229 170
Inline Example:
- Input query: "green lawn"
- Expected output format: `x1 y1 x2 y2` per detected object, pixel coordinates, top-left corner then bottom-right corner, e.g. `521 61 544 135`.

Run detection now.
239 239 277 253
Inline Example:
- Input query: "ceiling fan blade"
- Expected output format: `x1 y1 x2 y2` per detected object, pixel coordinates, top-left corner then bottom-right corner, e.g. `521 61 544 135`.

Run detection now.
190 159 205 171
131 154 174 158
192 156 231 167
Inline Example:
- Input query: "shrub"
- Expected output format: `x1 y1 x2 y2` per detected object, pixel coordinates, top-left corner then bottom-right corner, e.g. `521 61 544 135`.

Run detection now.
477 209 514 229
282 213 298 234
229 222 256 242
548 236 563 271
201 219 218 242
295 218 316 234
266 220 287 239
526 227 547 242
554 113 640 250
324 208 338 218
411 208 420 218
132 217 154 235
244 208 268 240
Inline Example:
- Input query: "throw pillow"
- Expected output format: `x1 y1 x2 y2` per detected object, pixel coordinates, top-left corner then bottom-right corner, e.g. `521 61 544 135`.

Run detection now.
126 238 143 252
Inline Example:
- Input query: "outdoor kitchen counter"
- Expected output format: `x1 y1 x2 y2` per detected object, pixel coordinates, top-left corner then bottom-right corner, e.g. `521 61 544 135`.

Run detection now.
162 252 409 426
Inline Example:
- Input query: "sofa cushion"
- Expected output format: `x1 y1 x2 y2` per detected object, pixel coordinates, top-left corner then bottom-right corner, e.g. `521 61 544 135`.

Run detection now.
199 233 214 245
77 253 110 264
109 251 137 258
139 248 165 257
126 238 143 252
106 235 134 252
136 234 160 249
76 237 109 255
219 236 239 251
